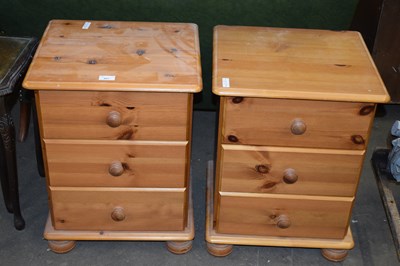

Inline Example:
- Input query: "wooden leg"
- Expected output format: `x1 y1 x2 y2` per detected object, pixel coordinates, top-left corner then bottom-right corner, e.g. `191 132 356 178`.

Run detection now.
321 248 349 262
206 242 233 257
18 88 34 142
32 101 44 177
0 98 24 230
166 240 193 254
18 102 31 142
48 240 76 254
0 136 12 213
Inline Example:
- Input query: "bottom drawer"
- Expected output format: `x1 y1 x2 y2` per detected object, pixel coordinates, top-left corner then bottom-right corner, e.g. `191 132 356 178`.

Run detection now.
50 187 186 231
217 192 353 239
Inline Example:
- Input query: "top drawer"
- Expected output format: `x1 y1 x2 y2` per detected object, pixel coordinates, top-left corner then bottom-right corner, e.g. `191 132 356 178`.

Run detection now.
222 97 375 150
37 91 190 140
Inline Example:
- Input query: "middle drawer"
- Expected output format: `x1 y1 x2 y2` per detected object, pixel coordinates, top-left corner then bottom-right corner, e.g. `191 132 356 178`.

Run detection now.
219 144 364 197
45 139 188 188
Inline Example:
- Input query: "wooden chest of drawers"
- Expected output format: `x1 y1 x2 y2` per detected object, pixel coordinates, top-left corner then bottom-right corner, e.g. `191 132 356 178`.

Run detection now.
207 25 390 261
23 20 202 254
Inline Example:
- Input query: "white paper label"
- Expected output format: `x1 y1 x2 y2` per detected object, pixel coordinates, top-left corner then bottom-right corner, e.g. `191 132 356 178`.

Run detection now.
99 75 116 81
82 22 91 30
222 77 230 88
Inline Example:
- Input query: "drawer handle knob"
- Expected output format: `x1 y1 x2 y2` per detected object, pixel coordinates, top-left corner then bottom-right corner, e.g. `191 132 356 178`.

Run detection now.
111 207 125 222
291 119 306 135
283 168 298 184
107 111 122 128
109 161 124 176
276 214 291 229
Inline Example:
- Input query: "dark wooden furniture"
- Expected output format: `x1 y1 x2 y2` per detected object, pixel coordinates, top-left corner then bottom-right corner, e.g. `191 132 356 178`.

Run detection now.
351 0 400 102
0 36 37 230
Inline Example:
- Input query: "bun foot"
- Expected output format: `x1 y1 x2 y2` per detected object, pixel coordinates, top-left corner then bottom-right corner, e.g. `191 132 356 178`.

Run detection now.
166 240 192 254
48 240 76 254
321 248 349 262
206 242 233 257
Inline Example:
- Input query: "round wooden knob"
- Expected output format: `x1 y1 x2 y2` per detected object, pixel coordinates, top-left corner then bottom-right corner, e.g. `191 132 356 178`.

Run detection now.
283 168 298 184
276 214 291 229
106 111 122 128
291 119 306 135
111 207 125 222
109 161 124 176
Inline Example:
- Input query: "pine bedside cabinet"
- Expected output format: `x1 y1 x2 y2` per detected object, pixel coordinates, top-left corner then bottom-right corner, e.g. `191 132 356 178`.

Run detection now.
206 25 390 262
23 20 202 254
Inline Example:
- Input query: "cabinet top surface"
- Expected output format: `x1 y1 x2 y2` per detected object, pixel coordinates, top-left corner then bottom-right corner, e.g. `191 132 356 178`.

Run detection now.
213 25 389 102
23 20 202 92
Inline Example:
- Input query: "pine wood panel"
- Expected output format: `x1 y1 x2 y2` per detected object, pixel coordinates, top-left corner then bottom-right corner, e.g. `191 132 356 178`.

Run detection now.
206 161 354 249
217 192 353 239
183 94 194 221
44 193 194 241
212 25 389 103
38 90 189 140
219 145 364 196
213 97 227 222
23 20 202 92
50 187 186 231
45 139 187 188
223 97 375 150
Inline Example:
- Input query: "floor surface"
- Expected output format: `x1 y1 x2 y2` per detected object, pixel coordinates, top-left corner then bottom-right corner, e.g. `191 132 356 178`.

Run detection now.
1 106 400 265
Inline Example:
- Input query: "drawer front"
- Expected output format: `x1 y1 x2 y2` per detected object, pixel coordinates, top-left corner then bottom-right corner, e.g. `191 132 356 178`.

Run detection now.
50 187 186 231
217 193 353 239
45 140 188 188
222 97 375 150
219 145 364 196
38 91 190 141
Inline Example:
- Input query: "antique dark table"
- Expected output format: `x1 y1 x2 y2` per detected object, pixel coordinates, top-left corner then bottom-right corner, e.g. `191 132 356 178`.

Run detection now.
0 36 37 230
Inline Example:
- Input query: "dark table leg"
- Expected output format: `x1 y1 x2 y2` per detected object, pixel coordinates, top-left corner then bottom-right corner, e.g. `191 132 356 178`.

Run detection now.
0 134 12 212
18 88 33 142
0 96 25 230
32 100 44 177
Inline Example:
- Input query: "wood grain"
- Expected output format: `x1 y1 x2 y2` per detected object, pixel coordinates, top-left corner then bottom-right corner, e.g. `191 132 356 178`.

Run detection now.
45 139 188 188
183 94 194 223
38 90 189 140
23 20 202 92
219 145 364 196
50 187 186 231
205 161 354 249
217 192 353 239
213 25 389 103
214 97 226 222
223 97 375 150
44 191 194 241
25 20 200 242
